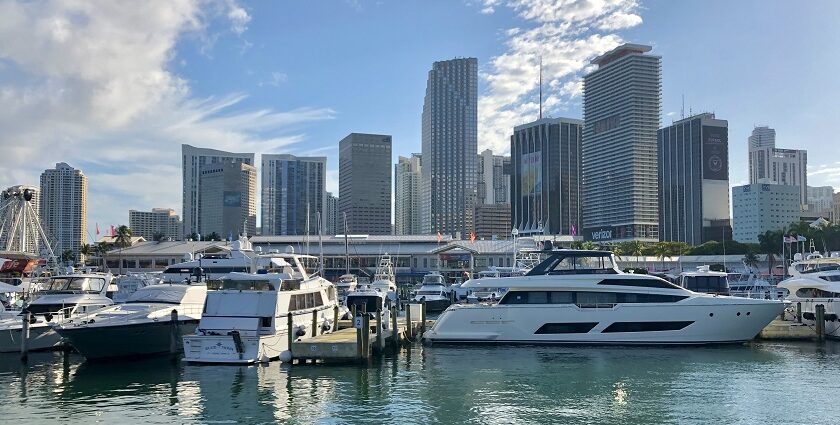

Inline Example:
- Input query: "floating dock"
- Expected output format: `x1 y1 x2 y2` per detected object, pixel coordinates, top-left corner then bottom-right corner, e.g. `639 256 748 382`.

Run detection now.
759 319 817 341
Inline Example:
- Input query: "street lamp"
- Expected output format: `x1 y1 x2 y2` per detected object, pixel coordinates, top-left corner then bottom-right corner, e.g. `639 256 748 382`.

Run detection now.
511 228 519 270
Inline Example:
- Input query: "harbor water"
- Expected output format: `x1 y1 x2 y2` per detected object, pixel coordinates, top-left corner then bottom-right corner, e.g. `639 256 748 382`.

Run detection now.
1 341 839 424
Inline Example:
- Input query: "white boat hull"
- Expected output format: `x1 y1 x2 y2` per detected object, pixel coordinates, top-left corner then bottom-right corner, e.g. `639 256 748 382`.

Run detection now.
426 297 785 345
183 333 288 364
0 323 63 352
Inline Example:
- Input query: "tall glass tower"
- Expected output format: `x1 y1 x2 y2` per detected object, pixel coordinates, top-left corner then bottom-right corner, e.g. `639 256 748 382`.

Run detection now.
421 58 478 237
582 44 661 242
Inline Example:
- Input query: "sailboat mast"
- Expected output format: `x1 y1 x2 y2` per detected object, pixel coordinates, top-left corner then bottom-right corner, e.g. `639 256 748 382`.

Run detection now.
343 212 349 275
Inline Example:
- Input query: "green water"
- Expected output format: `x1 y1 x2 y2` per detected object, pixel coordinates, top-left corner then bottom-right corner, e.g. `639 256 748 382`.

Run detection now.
0 341 838 424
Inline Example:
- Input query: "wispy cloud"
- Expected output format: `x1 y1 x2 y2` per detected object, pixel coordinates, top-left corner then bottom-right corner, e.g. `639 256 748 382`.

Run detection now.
0 0 333 236
474 0 643 154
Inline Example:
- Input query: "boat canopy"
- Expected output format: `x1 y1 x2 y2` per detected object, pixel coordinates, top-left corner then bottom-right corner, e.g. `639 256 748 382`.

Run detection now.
526 250 619 276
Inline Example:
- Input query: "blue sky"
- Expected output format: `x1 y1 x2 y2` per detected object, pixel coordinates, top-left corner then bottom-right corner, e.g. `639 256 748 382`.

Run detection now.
0 0 838 241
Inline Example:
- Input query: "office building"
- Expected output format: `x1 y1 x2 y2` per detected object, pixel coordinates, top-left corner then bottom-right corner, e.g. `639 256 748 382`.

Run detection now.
658 113 732 245
421 58 478 237
325 192 339 235
40 163 87 258
511 117 583 235
129 208 183 241
181 144 254 237
261 154 326 235
477 149 510 205
475 204 512 239
834 192 840 224
807 185 834 214
339 133 392 235
747 126 808 207
582 44 661 242
198 161 256 239
395 154 422 235
732 184 800 243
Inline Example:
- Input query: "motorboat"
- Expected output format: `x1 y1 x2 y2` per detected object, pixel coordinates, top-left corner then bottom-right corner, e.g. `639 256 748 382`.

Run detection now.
425 250 785 345
727 273 787 300
336 274 358 301
160 239 255 283
112 272 163 303
678 266 729 295
0 273 115 352
370 254 398 305
344 282 389 317
779 253 840 339
53 283 206 360
463 269 510 304
412 272 452 312
182 253 341 364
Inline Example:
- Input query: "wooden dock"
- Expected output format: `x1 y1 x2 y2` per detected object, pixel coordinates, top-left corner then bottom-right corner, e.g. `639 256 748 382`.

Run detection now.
759 319 817 341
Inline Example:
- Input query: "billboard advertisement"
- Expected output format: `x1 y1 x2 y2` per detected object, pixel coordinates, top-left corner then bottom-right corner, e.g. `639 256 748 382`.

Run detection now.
521 152 542 195
702 126 728 181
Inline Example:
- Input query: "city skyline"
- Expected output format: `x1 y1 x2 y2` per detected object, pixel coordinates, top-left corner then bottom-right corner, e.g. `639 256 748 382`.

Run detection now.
1 1 839 238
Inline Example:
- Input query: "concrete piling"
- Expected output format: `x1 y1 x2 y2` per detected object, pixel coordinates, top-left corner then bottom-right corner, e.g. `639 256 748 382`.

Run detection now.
20 312 30 362
815 304 825 341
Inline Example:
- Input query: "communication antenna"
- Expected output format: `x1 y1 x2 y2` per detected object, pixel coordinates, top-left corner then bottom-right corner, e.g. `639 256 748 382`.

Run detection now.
681 94 685 119
538 55 543 120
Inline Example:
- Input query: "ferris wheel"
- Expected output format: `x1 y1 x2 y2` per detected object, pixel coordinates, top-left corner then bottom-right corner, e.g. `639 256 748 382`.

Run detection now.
0 185 56 262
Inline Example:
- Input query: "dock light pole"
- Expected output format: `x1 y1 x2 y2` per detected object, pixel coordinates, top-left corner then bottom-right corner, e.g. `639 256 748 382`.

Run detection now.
511 228 519 269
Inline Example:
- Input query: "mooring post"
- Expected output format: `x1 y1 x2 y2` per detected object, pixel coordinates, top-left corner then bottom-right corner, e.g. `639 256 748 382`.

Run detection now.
287 312 294 349
420 300 427 337
311 310 318 338
351 304 357 321
333 305 339 331
376 309 384 352
362 314 371 360
20 312 30 362
169 309 180 355
390 304 398 348
815 304 825 341
796 302 802 323
405 303 413 339
356 313 363 360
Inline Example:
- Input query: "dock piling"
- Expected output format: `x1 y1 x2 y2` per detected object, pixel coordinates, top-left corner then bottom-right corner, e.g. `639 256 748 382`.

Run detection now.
287 312 294 349
169 309 180 355
405 303 412 339
20 312 30 361
356 313 363 359
420 301 427 337
376 309 383 352
796 302 802 323
361 314 371 360
333 305 339 331
311 310 318 338
390 305 398 348
815 304 825 341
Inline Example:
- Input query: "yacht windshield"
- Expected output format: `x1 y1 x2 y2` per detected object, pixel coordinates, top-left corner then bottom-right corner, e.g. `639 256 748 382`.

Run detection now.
423 275 444 285
527 252 618 276
44 277 106 292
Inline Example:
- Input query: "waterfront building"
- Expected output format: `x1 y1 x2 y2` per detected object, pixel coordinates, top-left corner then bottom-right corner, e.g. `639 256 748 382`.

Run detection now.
0 185 41 254
261 154 326 236
198 161 256 239
128 208 183 241
325 192 339 235
395 154 422 235
181 144 254 237
511 117 582 236
39 163 87 258
732 184 800 243
582 44 661 242
475 203 512 239
658 113 731 245
338 133 392 235
421 58 478 237
747 126 808 207
477 149 510 205
807 185 834 214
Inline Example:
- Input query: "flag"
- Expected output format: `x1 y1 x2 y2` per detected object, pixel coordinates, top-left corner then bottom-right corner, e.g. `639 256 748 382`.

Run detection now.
110 225 116 237
469 232 475 242
95 223 100 236
436 231 442 243
570 224 577 236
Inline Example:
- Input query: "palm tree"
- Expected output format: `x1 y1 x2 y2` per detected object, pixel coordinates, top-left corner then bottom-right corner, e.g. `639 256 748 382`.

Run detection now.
580 241 598 251
80 244 93 266
96 242 113 271
742 251 759 273
60 249 75 265
668 241 691 272
652 242 671 272
115 225 132 248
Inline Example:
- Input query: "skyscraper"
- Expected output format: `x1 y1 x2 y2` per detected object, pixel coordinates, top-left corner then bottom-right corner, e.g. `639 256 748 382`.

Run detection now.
261 154 326 235
748 126 808 207
477 149 511 205
511 117 582 235
582 44 661 242
40 163 87 258
395 154 422 235
325 192 339 235
198 161 256 239
807 185 834 214
658 113 731 245
129 208 183 241
338 133 392 235
181 144 254 237
421 58 478 237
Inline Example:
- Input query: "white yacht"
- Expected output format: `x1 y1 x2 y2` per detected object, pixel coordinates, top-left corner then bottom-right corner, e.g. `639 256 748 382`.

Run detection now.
727 272 786 300
112 272 163 303
678 266 730 295
53 283 206 360
413 272 451 312
463 269 511 303
779 253 840 339
425 250 785 345
370 254 398 305
344 283 389 317
160 239 254 283
336 274 358 301
182 253 341 364
0 273 115 352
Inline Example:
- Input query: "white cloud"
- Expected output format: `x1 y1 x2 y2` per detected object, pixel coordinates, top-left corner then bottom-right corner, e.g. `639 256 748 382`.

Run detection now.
0 0 333 238
476 0 642 153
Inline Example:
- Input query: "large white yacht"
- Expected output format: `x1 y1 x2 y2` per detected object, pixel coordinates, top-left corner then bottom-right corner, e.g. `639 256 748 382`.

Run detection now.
53 283 206 360
413 272 451 312
335 274 358 301
0 273 115 352
779 253 840 339
160 239 255 283
182 253 341 364
425 250 785 345
678 266 729 295
370 254 398 305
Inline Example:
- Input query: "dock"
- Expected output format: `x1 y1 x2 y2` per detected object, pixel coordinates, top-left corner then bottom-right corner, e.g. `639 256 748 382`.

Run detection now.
759 319 816 340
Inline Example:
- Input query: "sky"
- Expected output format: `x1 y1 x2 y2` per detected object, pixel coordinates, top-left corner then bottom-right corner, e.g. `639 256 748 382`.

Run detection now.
1 0 839 242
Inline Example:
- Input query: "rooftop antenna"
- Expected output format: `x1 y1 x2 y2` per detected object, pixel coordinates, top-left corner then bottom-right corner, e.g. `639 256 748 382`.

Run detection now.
681 94 685 119
538 55 543 120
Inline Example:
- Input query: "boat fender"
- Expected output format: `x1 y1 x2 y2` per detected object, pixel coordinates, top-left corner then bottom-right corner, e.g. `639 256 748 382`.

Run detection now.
279 350 293 363
295 326 307 337
43 313 52 323
321 321 331 332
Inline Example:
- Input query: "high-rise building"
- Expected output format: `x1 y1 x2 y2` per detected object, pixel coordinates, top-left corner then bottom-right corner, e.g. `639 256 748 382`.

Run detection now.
338 133 392 235
198 161 256 239
807 185 834 214
582 44 661 242
40 163 87 258
477 149 510 205
181 144 254 237
395 154 422 235
658 113 731 245
325 192 339 235
511 117 583 235
833 192 840 224
732 184 800 243
421 58 478 237
475 204 512 239
747 126 808 207
261 154 326 236
129 208 183 241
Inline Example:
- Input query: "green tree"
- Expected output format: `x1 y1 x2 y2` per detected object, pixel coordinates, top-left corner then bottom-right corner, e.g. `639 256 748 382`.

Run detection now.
60 249 75 265
743 250 759 273
204 232 221 241
652 242 671 272
152 232 166 242
80 243 93 266
579 241 598 250
114 225 133 248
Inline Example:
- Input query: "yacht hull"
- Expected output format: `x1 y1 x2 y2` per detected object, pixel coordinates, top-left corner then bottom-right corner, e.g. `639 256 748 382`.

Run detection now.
0 324 62 352
56 319 200 360
414 297 451 313
425 299 785 345
182 333 287 364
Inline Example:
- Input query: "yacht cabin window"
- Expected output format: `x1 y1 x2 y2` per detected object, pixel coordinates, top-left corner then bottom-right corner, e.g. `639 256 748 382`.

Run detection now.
499 291 687 305
795 288 840 298
527 252 618 276
208 280 275 291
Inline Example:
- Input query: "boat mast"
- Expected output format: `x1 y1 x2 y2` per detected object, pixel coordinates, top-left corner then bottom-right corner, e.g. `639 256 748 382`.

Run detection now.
317 211 324 277
343 212 349 275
